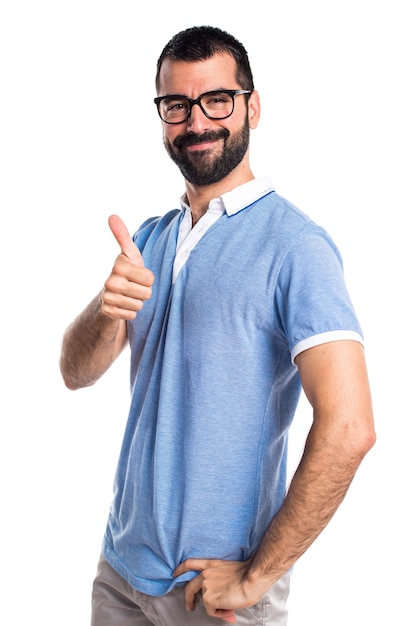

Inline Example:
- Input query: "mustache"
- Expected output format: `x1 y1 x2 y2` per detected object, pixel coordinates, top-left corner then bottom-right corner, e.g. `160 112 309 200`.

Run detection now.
173 128 230 150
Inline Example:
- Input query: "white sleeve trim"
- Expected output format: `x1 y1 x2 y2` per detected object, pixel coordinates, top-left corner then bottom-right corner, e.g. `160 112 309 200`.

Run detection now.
291 330 364 365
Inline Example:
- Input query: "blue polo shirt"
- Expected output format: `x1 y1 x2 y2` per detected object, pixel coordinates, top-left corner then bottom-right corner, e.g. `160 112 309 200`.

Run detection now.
102 177 363 595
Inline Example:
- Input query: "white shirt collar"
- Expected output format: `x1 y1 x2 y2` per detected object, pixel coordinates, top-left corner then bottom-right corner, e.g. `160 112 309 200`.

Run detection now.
180 176 274 216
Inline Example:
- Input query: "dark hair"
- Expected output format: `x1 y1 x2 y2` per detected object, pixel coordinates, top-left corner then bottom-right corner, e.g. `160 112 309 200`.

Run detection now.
155 25 254 92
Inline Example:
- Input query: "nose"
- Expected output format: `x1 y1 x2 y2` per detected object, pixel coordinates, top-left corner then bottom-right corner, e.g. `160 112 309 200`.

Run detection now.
186 101 211 134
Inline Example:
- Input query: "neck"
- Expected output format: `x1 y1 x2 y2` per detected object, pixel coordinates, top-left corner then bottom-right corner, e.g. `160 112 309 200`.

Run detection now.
185 163 255 226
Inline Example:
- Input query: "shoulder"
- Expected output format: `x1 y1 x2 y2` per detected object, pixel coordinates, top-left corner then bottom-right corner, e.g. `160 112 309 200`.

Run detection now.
132 209 181 248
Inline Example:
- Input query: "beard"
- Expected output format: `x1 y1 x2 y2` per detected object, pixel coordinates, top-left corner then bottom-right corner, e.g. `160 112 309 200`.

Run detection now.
164 121 250 186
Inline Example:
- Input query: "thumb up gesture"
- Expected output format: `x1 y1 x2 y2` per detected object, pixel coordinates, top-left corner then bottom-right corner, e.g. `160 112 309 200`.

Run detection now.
101 215 154 320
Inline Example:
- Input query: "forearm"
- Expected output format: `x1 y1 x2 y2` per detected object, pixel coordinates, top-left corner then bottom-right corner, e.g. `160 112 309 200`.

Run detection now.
60 292 125 390
247 419 371 588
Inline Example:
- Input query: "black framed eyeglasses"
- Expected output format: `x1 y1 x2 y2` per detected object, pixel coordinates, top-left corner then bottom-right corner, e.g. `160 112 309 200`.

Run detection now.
154 89 252 124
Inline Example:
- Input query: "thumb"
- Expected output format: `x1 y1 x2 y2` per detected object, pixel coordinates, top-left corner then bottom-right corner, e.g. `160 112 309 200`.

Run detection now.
108 214 144 266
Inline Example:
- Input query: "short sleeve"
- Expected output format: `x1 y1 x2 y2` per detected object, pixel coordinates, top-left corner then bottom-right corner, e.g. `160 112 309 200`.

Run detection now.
275 225 363 363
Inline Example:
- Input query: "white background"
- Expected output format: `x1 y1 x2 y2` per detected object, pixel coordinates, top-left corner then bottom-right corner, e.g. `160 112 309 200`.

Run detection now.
2 1 417 624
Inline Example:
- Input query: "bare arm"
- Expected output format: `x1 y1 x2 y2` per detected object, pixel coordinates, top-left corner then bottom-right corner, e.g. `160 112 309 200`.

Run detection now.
247 339 376 584
60 215 154 390
175 340 376 622
60 293 127 390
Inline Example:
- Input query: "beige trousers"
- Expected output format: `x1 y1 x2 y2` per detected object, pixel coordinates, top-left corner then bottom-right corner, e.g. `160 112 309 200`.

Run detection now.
91 553 291 625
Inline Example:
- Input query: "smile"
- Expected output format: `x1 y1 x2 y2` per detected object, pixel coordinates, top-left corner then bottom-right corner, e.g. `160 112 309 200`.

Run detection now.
186 140 219 152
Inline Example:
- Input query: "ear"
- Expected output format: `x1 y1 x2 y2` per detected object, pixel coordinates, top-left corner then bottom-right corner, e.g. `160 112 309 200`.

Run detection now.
248 90 261 129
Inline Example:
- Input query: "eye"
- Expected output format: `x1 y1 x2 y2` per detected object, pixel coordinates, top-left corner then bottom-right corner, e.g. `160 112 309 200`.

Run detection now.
208 94 229 104
161 97 189 118
202 92 232 110
166 101 187 112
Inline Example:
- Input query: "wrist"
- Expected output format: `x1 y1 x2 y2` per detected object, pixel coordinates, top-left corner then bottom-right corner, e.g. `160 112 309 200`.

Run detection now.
245 558 284 591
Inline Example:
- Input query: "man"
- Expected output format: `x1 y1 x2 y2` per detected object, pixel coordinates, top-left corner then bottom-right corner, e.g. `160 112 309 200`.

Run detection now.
60 25 375 625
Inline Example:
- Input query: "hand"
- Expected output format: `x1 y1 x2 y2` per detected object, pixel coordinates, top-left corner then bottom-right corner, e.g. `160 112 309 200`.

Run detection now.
174 558 261 624
101 215 154 320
